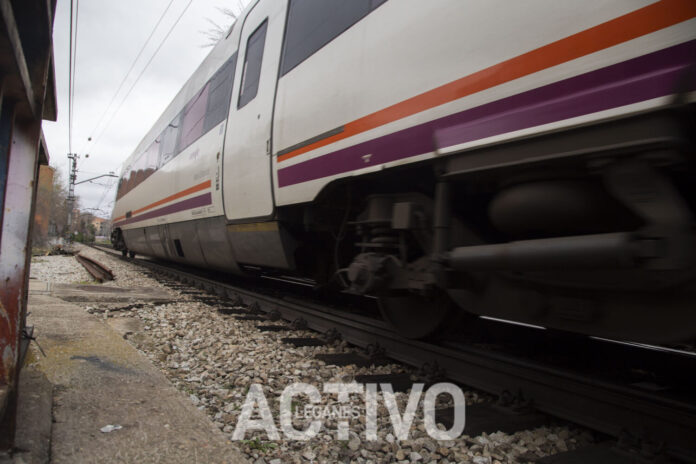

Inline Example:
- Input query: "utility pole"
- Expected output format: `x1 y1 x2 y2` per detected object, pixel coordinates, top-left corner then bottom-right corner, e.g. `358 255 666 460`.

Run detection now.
66 152 116 240
66 153 78 231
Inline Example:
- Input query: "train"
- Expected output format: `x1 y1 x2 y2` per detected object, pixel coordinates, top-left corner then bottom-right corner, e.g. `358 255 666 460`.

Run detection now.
111 0 696 343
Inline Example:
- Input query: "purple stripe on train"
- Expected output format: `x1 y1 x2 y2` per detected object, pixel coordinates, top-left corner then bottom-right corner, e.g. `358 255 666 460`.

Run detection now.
277 39 696 188
114 192 212 227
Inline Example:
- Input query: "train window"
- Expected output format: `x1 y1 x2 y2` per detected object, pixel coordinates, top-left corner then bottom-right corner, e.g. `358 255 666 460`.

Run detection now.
126 164 137 193
133 150 147 186
204 53 237 133
280 0 386 76
158 113 182 166
144 142 159 177
238 20 268 109
180 83 210 150
117 170 129 199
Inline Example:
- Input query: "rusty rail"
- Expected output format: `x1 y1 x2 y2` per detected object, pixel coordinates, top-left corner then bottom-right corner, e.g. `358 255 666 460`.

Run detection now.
75 255 114 283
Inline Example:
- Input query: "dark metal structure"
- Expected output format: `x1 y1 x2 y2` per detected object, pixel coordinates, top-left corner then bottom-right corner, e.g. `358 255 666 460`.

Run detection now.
0 0 57 451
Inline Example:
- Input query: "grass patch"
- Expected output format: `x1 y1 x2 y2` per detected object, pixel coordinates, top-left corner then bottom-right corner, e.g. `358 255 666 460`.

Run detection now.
241 438 277 452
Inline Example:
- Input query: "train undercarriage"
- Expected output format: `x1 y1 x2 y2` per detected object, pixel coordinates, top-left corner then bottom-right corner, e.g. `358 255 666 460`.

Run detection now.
112 105 695 344
296 105 696 343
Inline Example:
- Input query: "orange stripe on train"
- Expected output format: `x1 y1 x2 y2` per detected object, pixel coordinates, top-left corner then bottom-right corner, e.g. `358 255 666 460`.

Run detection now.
113 179 211 223
277 0 696 163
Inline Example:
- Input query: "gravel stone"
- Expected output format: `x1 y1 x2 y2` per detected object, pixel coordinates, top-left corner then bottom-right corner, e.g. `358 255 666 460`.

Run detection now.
348 437 361 451
30 245 598 463
30 254 91 284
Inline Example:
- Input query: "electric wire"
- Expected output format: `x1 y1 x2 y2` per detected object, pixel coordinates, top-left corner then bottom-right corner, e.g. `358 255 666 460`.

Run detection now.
67 0 74 153
71 0 80 152
67 0 80 154
89 0 193 152
94 177 118 213
81 0 177 153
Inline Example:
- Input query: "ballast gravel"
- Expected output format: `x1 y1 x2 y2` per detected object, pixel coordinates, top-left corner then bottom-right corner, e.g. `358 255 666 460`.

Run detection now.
30 253 92 284
30 245 596 463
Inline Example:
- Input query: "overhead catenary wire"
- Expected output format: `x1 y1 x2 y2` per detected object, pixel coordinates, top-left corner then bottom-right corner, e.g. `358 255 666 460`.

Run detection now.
94 177 118 213
67 0 78 154
74 0 192 216
71 0 79 151
89 0 194 153
67 0 71 153
81 0 178 153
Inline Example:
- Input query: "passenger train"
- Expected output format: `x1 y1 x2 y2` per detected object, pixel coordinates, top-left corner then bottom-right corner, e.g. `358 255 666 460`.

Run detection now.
112 0 696 342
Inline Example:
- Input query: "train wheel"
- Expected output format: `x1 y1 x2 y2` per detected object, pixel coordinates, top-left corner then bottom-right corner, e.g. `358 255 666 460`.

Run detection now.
121 249 127 257
128 251 136 258
378 289 463 339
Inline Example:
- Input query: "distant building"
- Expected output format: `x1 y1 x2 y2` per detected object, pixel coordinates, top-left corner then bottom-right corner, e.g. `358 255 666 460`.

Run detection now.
92 217 111 237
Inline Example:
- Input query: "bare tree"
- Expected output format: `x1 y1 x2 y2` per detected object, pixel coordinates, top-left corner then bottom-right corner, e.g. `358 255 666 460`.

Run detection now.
33 168 71 248
201 2 248 47
75 211 97 243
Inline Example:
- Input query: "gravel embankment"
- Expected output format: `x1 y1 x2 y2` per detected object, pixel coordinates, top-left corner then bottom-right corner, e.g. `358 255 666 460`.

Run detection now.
30 244 164 289
30 253 92 284
30 246 595 463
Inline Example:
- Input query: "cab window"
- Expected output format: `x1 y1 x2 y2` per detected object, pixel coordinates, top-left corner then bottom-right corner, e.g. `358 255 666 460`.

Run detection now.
280 0 387 76
238 20 268 109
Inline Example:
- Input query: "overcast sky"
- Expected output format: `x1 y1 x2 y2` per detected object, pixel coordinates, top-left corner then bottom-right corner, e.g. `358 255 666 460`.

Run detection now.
43 0 250 218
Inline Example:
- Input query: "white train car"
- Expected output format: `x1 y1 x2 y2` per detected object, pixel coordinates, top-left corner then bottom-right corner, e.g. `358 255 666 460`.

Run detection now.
113 0 696 342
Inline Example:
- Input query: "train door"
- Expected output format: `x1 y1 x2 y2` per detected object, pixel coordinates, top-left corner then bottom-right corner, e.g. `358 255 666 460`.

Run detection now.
222 0 287 222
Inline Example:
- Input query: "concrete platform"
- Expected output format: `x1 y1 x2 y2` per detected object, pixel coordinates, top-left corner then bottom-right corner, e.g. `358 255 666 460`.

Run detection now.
29 281 175 304
16 282 248 464
8 368 53 464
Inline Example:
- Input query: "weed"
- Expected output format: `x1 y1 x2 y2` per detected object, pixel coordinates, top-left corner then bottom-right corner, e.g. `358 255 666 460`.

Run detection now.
241 438 277 452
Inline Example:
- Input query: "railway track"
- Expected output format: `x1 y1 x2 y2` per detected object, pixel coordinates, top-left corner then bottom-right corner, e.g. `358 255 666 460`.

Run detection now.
75 254 114 283
91 244 696 463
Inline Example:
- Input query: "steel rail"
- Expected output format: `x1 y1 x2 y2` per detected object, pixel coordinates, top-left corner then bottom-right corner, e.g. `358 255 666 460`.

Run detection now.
75 254 114 282
92 245 696 462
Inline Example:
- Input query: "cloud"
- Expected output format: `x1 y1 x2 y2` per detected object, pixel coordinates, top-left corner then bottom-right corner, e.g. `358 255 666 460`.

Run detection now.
43 0 246 217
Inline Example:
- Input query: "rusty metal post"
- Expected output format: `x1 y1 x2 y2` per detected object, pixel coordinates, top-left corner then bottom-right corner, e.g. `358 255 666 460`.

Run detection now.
0 115 41 449
0 0 57 451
